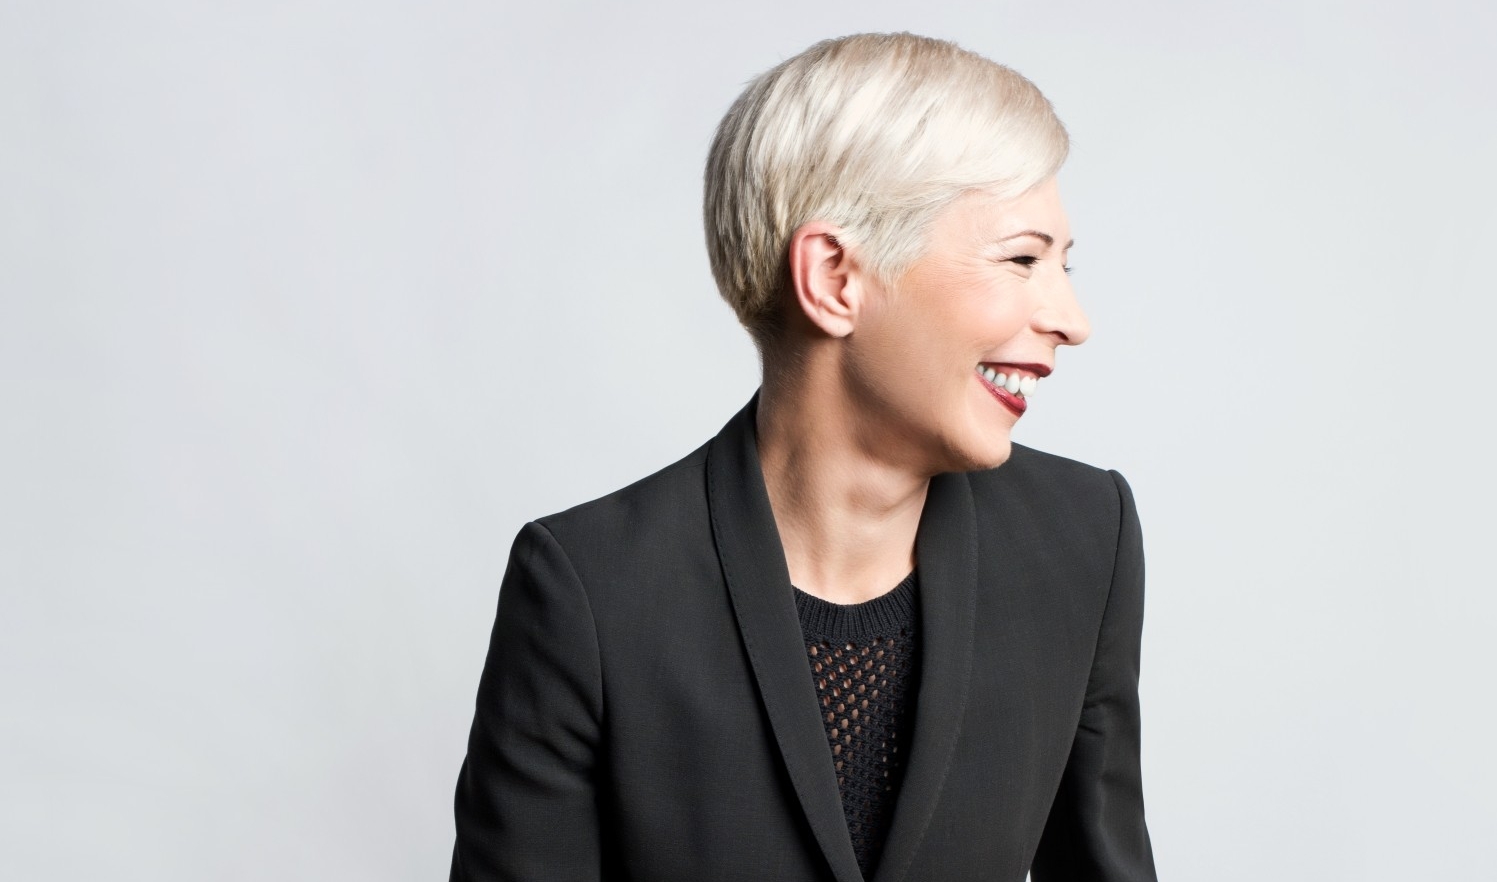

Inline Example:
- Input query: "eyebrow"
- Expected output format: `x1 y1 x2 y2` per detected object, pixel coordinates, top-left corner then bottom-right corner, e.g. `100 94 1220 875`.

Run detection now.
997 231 1075 250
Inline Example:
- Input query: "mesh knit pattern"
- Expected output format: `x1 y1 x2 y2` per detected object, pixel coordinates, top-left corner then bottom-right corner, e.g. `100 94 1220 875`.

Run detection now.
793 570 919 881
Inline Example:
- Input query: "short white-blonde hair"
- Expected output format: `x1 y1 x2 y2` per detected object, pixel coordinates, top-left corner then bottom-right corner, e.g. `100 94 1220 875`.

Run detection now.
704 32 1070 349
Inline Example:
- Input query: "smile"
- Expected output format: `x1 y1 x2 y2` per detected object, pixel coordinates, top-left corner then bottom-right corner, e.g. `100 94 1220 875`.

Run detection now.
978 365 1039 397
974 364 1045 417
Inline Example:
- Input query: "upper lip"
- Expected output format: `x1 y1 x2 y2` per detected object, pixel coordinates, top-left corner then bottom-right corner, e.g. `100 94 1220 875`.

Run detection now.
979 362 1052 378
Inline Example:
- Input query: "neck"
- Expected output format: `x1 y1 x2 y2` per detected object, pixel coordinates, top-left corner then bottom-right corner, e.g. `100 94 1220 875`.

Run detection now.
755 361 929 605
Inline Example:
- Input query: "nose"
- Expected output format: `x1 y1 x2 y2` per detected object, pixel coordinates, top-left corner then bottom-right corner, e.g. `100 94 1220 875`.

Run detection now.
1031 270 1091 347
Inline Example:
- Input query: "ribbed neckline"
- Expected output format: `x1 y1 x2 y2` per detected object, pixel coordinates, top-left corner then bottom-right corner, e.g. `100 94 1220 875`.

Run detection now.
792 570 918 641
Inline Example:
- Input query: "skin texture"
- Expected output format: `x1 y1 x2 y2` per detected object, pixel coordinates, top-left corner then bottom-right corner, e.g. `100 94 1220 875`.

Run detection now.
757 176 1090 604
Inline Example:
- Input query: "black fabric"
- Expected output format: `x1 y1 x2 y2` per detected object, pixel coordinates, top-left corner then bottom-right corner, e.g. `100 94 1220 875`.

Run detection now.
450 390 1157 882
794 572 920 881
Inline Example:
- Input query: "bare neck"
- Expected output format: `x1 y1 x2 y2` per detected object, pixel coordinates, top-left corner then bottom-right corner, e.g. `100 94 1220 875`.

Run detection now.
755 370 929 605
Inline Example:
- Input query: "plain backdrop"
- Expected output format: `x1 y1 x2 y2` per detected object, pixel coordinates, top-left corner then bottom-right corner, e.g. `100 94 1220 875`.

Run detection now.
3 0 1495 879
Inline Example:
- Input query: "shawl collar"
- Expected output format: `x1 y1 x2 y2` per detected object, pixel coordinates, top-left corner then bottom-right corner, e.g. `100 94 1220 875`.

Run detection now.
705 392 979 882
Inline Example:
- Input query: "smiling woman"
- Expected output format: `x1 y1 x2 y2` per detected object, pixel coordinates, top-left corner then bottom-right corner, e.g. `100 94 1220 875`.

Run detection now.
451 32 1158 882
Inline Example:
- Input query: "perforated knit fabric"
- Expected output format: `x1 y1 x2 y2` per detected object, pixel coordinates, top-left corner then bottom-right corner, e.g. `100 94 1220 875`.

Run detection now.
792 570 920 881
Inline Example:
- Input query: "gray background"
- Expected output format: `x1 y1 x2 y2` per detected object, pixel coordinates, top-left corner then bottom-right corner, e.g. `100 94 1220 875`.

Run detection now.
3 0 1494 879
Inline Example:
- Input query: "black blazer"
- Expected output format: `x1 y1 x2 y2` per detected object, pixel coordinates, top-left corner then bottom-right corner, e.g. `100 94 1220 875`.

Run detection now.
451 392 1157 882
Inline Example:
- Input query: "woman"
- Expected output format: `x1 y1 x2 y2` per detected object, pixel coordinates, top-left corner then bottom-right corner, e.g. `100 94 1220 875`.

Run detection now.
451 32 1157 882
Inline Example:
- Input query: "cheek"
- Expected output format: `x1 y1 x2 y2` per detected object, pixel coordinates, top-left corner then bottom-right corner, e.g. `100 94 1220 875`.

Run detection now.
858 273 1024 402
844 313 954 416
972 292 1030 342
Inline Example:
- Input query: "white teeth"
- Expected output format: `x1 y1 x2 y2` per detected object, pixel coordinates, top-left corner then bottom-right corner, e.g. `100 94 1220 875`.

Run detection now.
976 365 1042 399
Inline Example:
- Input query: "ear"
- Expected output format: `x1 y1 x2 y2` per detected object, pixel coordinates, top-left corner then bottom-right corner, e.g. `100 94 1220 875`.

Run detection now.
787 221 864 339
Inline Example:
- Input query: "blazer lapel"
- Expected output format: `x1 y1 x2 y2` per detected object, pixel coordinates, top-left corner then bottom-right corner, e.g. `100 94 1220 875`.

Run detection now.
870 465 979 882
706 391 865 882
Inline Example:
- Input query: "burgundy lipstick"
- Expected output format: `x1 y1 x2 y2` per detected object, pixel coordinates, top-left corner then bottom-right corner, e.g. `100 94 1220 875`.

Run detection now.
977 370 1027 416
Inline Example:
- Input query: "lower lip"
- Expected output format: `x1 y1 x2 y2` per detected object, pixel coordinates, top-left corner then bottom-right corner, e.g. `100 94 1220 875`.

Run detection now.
977 372 1027 416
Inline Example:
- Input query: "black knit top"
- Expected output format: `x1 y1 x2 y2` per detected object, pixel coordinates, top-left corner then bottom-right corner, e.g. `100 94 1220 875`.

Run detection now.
792 570 920 880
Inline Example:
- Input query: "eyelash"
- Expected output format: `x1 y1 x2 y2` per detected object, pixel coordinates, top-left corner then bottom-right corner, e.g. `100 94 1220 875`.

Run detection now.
1009 255 1074 275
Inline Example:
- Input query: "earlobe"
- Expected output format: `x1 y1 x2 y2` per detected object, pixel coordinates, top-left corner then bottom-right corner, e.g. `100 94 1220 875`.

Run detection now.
787 221 859 339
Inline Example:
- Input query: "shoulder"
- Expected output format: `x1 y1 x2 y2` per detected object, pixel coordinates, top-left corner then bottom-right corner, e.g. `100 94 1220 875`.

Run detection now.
508 435 729 637
528 439 714 563
967 442 1134 545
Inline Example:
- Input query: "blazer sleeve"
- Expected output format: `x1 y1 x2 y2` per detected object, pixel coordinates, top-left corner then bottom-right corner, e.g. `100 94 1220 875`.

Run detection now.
1030 470 1158 881
450 521 604 882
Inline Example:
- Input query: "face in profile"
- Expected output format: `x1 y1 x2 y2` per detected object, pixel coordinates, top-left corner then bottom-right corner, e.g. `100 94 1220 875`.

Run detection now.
843 176 1091 474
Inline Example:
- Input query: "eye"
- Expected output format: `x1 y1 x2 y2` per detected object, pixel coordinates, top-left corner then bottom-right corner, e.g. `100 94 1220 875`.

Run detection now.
1006 255 1073 275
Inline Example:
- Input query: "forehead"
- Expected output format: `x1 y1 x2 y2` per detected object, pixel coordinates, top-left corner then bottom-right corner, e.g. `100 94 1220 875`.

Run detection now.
940 178 1070 242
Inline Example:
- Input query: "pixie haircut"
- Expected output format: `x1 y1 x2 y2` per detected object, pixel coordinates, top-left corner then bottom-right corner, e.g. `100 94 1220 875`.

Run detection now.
704 32 1070 350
